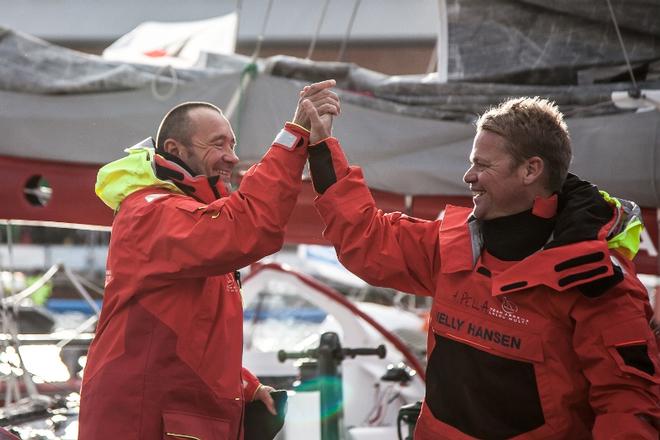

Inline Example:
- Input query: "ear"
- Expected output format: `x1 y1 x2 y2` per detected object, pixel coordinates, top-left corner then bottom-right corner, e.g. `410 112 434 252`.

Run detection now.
521 156 544 185
163 138 187 160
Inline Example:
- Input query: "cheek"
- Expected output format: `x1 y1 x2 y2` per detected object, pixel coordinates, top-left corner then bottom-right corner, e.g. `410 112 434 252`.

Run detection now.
199 149 221 170
200 148 215 162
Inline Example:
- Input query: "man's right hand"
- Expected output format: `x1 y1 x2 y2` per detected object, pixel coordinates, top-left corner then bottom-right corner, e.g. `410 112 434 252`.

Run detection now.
302 98 333 145
292 79 340 131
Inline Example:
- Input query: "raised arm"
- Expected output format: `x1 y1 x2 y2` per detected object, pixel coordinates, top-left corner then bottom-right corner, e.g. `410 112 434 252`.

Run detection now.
116 83 340 280
301 98 441 296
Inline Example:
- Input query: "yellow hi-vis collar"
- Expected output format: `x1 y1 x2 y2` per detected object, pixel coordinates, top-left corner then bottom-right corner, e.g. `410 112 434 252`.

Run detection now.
95 139 182 211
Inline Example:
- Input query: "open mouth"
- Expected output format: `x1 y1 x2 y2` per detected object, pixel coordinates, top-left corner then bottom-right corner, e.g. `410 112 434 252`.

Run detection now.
216 169 231 180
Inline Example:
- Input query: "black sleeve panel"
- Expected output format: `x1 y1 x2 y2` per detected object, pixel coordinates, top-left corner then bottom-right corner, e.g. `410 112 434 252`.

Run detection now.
577 264 624 298
308 141 337 194
616 344 655 376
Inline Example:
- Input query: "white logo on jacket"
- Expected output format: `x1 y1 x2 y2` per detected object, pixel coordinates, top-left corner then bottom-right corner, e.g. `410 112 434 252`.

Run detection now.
501 296 519 314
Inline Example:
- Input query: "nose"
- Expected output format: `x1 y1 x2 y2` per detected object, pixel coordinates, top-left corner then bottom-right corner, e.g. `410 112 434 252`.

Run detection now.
463 165 476 184
224 149 239 165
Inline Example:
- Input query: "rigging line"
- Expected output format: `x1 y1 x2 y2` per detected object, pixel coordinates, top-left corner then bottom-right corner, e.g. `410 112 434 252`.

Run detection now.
604 0 640 96
1 223 13 340
0 223 40 401
426 41 438 75
55 315 98 349
337 0 362 62
234 0 243 53
307 0 331 60
75 273 105 296
63 266 101 316
431 0 449 81
252 0 275 61
2 264 59 307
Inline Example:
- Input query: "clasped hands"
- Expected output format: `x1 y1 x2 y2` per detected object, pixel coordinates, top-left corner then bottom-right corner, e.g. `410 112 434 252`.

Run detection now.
292 79 339 145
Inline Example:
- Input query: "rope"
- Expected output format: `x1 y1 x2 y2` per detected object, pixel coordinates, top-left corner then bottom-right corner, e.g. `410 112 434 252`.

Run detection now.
224 62 259 152
432 0 449 81
337 0 362 62
426 42 438 75
235 0 244 48
252 0 275 60
306 0 331 60
1 264 59 307
63 266 101 316
0 223 40 401
604 0 640 97
56 315 98 349
150 64 178 101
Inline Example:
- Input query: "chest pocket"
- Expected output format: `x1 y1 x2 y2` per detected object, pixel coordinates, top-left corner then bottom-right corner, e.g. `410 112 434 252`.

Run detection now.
426 303 546 439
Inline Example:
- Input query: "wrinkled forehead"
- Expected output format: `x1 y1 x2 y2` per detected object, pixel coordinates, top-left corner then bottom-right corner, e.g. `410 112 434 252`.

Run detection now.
189 107 234 139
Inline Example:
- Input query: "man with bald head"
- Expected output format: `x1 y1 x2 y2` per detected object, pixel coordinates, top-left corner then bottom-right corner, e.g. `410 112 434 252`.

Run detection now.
79 81 339 439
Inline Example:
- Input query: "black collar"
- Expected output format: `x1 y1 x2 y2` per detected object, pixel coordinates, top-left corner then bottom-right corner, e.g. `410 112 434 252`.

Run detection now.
481 209 555 261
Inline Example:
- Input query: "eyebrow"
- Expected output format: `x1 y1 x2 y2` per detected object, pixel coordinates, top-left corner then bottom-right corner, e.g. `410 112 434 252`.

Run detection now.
470 156 489 166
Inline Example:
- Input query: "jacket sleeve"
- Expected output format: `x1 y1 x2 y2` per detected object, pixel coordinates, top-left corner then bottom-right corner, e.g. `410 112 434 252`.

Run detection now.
124 123 309 279
310 138 441 296
570 256 660 439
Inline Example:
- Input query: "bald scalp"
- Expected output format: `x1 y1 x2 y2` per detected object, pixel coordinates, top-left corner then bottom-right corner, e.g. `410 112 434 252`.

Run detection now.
156 102 223 150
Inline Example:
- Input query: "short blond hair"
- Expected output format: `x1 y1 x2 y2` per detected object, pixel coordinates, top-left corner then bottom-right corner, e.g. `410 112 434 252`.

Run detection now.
476 97 572 192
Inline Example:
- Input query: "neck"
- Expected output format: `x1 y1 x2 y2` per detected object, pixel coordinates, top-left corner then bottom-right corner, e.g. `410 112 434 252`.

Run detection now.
481 209 555 261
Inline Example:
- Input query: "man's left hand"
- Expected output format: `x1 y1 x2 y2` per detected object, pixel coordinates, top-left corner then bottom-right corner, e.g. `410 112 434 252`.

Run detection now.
254 385 277 415
292 79 340 130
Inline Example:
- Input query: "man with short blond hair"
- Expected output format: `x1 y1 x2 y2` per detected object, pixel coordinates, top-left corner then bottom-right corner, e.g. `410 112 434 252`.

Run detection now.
477 96 572 192
301 94 660 439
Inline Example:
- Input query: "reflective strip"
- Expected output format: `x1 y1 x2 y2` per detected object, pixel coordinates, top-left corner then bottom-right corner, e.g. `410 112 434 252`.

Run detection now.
273 128 299 151
165 433 200 440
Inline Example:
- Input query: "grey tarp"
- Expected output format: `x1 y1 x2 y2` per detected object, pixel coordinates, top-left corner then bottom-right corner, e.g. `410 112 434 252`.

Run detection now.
1 17 659 206
444 0 660 84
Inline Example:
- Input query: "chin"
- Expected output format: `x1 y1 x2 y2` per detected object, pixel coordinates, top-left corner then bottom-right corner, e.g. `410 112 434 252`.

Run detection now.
471 205 485 220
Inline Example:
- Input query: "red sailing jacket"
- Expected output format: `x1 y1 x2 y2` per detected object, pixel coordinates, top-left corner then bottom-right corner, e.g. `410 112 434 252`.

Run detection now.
79 124 310 440
311 137 660 439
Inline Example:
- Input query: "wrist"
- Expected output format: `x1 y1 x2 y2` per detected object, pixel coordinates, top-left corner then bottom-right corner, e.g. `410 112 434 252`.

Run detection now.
251 383 264 401
272 123 310 151
310 136 333 147
286 122 310 136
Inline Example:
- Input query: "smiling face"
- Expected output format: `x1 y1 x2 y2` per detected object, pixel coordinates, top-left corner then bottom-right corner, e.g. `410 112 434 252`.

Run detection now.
183 107 238 183
162 106 239 187
463 130 537 220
